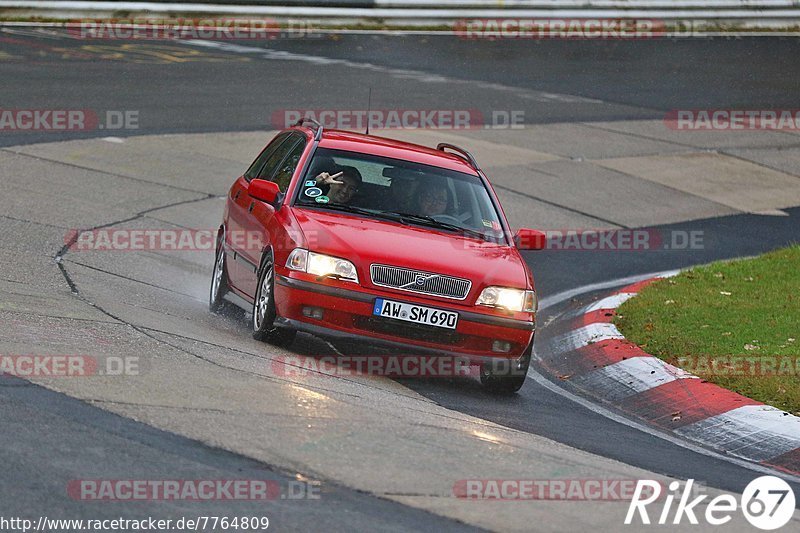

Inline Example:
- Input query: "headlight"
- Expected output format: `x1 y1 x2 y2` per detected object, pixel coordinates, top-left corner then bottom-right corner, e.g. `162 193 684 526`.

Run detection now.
286 248 359 283
476 286 536 312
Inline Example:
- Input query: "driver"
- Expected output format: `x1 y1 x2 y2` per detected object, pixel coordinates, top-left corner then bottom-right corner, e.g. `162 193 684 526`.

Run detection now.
414 181 449 217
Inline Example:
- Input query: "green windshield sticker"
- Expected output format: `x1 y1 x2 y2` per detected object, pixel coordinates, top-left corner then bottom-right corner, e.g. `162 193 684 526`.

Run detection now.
315 195 330 204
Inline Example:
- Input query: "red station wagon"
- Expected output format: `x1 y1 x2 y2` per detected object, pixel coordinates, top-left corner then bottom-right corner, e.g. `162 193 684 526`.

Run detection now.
210 119 545 392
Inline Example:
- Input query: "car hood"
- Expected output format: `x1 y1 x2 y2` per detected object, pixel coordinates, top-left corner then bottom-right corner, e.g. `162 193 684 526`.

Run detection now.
292 208 531 298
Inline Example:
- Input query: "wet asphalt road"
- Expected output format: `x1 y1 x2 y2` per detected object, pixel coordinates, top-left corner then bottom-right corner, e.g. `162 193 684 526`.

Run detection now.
2 31 800 146
2 28 800 528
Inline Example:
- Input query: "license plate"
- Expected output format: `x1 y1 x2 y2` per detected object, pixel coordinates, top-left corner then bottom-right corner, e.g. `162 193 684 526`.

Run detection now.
373 298 458 329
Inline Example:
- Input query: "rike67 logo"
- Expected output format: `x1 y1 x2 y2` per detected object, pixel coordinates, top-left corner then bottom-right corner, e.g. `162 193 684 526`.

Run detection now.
625 477 795 530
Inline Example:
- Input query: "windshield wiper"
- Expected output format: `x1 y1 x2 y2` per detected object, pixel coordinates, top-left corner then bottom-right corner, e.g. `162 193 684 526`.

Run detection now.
305 204 492 241
307 202 405 223
385 211 491 241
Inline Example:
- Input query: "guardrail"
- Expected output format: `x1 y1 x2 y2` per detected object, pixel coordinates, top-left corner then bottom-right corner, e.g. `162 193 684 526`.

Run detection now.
376 1 800 6
8 0 800 5
1 0 799 25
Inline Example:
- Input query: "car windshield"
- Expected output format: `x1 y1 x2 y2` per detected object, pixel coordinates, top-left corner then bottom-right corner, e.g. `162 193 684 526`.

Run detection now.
295 148 505 241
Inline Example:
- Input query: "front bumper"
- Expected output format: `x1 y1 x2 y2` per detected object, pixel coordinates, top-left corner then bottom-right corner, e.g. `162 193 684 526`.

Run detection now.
274 274 534 360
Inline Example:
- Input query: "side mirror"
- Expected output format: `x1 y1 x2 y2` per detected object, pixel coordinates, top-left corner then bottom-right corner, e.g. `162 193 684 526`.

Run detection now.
248 179 281 206
514 228 546 251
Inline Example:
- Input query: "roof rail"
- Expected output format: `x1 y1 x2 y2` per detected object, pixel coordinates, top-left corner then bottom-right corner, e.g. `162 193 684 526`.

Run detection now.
436 143 480 171
293 118 324 141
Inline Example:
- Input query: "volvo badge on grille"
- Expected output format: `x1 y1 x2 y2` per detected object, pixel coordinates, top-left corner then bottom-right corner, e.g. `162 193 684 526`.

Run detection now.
404 274 438 289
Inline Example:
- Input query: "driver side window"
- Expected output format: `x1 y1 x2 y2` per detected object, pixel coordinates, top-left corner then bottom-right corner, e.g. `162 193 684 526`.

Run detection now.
272 140 306 193
256 134 302 183
243 132 292 182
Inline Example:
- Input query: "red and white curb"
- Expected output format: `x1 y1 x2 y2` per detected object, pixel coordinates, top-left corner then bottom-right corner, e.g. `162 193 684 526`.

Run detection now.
542 276 800 476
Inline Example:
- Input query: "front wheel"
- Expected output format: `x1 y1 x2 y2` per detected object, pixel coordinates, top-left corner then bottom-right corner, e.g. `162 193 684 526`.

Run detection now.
480 340 533 394
252 254 296 347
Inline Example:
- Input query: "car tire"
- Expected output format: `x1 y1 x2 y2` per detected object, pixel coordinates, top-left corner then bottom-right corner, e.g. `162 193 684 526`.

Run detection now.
209 236 231 313
252 252 297 347
480 340 533 394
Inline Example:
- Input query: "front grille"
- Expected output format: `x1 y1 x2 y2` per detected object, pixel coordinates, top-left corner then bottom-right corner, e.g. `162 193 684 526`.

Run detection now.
370 264 471 300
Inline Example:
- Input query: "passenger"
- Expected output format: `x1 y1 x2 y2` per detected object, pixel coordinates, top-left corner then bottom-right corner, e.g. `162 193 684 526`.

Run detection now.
414 181 450 217
315 166 362 204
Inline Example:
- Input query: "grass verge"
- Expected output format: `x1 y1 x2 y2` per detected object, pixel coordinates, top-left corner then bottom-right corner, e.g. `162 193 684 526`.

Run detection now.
615 245 800 415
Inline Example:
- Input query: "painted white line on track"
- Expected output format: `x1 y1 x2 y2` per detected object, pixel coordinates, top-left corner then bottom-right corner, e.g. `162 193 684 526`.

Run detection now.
560 290 638 320
527 365 800 483
538 269 680 311
531 270 800 482
180 39 607 105
584 291 637 312
544 322 623 356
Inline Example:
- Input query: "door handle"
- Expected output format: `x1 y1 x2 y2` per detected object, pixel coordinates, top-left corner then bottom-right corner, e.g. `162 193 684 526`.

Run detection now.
234 190 241 200
248 202 255 213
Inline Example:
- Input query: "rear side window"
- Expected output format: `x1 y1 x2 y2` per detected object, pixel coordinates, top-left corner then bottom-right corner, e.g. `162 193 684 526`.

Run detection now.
243 132 292 181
